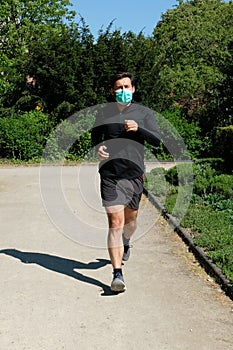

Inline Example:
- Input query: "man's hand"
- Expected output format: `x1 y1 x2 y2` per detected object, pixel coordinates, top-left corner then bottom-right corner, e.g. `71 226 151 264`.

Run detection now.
124 120 138 132
98 145 109 160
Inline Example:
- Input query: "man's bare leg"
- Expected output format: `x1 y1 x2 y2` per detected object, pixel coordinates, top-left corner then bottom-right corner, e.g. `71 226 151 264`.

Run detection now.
122 207 138 261
106 205 126 291
106 205 124 268
123 207 138 240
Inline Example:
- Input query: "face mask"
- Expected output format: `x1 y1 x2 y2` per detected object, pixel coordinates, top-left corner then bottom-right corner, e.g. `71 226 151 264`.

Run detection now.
115 90 133 105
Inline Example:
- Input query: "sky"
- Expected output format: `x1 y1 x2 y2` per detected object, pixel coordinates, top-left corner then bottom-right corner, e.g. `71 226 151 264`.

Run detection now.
70 0 178 38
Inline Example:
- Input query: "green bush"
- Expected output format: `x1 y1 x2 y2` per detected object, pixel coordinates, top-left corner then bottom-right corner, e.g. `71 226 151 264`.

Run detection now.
15 95 44 112
193 163 217 196
147 165 193 219
214 126 233 173
194 158 224 174
147 161 233 282
165 191 178 214
0 111 53 160
54 101 76 121
165 166 179 186
165 185 192 219
212 174 233 199
67 131 93 161
165 163 193 186
192 164 233 198
43 111 95 161
161 107 210 158
145 167 167 197
181 204 233 281
149 167 166 177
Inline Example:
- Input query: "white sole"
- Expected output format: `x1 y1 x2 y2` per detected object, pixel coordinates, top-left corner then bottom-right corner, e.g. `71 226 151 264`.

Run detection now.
110 278 126 292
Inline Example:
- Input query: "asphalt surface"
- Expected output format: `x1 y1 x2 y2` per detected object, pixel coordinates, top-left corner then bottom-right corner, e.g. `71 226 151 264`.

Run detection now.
0 165 233 350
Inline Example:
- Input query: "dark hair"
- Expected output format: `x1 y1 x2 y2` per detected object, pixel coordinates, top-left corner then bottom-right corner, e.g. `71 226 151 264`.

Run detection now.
109 72 135 88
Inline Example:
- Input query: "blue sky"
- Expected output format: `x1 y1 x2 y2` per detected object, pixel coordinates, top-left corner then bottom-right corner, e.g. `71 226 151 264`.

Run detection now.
70 0 178 38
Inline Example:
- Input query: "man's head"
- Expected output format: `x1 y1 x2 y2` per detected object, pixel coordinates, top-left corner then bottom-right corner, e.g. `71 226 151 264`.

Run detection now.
110 72 135 89
109 72 135 106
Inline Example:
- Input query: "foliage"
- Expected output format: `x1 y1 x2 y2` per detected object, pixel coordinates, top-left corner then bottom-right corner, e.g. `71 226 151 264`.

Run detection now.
0 0 75 108
193 162 217 196
145 167 167 198
42 108 96 161
0 0 233 165
181 204 233 281
212 174 233 198
0 111 53 160
147 160 233 281
165 162 194 186
152 0 233 132
194 158 225 173
152 112 193 160
214 126 233 173
67 132 93 161
161 107 211 158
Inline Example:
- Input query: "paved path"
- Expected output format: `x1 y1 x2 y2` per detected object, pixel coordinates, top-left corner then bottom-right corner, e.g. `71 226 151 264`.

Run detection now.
0 166 232 350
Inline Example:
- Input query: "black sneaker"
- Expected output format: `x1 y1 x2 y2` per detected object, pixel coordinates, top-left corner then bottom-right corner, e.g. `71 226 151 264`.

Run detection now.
110 272 126 292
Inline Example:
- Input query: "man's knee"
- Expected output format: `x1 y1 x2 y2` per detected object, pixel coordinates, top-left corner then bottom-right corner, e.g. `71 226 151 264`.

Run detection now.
124 220 137 236
106 207 124 229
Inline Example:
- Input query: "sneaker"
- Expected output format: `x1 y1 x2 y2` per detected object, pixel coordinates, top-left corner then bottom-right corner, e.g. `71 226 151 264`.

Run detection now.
110 272 126 292
122 235 131 261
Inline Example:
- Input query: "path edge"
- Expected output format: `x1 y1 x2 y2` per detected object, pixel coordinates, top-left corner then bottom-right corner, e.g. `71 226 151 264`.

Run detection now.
143 188 233 301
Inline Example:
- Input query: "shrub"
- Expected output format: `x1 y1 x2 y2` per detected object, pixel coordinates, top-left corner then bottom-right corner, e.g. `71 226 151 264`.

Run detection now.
214 126 233 173
165 166 178 186
193 163 216 196
212 174 233 199
165 163 193 186
165 185 192 219
192 164 233 198
54 101 76 121
181 204 233 281
67 131 93 160
155 159 233 282
194 158 224 174
0 111 53 160
43 110 96 161
145 167 167 198
161 107 210 158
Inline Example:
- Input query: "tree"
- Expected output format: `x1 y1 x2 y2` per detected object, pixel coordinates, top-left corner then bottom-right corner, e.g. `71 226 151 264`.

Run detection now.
152 0 233 133
93 23 129 102
0 0 75 108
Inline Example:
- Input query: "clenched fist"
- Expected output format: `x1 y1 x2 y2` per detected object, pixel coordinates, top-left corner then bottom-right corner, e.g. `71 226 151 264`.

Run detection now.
124 120 138 132
98 145 109 160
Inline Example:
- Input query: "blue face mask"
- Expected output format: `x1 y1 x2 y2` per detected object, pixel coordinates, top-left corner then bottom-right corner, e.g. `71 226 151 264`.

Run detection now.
115 90 133 105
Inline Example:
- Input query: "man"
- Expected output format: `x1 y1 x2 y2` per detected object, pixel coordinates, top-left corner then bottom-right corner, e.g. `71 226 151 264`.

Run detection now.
91 72 161 292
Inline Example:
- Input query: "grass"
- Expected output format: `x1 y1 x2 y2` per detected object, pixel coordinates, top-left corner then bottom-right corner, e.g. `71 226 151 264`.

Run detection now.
145 168 233 283
181 203 233 281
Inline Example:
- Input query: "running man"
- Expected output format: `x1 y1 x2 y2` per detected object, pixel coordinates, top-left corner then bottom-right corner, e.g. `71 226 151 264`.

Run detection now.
91 72 161 292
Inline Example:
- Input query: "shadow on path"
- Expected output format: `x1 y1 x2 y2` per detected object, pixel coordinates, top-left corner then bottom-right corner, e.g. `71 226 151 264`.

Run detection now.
0 249 115 296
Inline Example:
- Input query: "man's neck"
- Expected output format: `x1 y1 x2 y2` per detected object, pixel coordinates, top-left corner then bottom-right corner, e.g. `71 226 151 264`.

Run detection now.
116 102 131 112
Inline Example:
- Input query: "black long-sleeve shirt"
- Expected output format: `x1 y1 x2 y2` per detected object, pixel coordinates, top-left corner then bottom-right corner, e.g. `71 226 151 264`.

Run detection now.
91 102 161 179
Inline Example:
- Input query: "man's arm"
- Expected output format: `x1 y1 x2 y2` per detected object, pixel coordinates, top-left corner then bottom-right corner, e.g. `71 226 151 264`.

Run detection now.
91 114 109 160
138 111 161 147
91 122 103 148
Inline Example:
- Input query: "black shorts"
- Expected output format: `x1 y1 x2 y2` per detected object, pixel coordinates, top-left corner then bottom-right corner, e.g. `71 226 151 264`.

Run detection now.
100 175 144 210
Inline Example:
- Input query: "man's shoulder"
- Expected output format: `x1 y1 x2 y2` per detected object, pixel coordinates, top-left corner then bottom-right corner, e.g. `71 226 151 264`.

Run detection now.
96 103 118 117
130 102 154 116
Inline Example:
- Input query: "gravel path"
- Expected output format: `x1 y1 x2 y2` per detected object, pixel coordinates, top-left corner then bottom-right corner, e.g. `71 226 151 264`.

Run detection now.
0 166 232 350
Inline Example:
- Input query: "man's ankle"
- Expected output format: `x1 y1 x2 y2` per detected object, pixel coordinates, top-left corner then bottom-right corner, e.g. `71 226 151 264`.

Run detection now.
123 234 130 245
113 268 123 277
